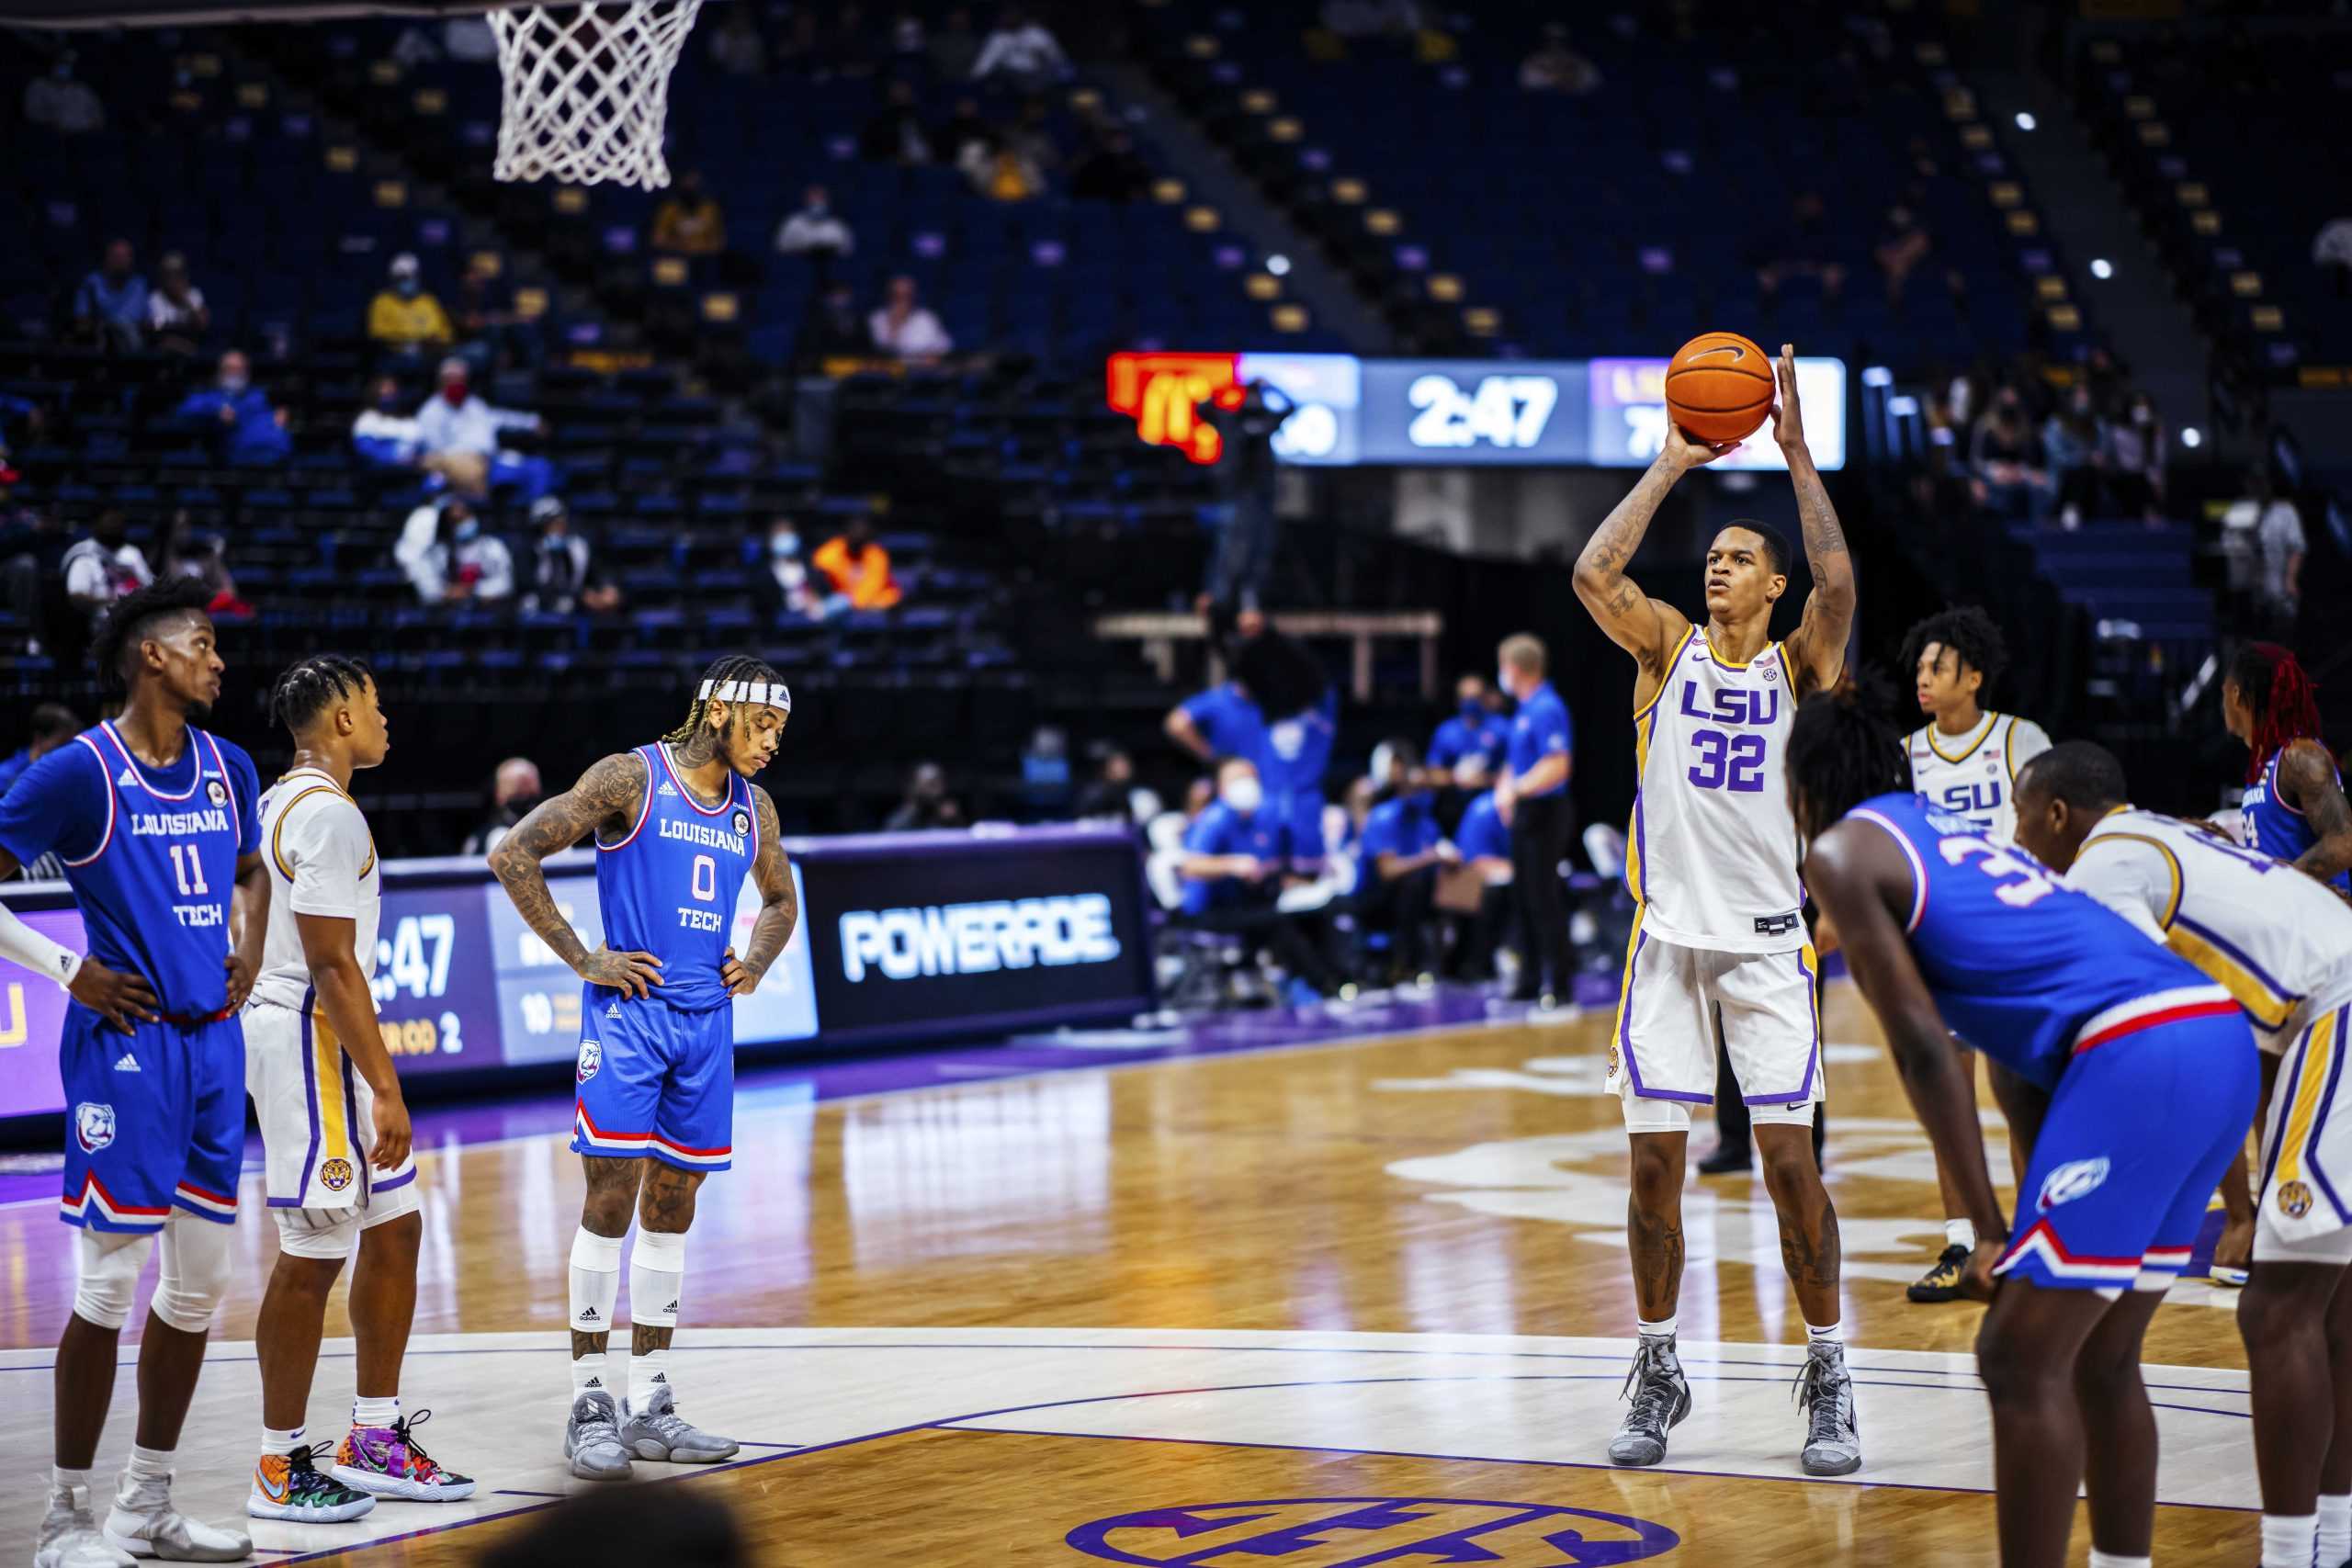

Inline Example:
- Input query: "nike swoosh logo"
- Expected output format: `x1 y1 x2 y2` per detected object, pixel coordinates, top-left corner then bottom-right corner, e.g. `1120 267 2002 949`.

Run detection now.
255 1470 288 1502
1689 345 1746 362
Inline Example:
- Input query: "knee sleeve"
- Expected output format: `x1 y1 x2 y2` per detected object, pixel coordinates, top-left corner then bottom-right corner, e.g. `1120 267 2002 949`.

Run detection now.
630 1229 685 1328
73 1228 155 1331
570 1226 623 1334
152 1213 234 1333
274 1205 362 1261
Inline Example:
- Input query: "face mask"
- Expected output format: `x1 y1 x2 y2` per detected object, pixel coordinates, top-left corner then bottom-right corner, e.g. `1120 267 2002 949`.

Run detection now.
441 383 468 407
377 391 401 412
504 792 540 819
1220 776 1263 815
1458 697 1483 723
770 533 799 558
396 277 420 298
219 375 247 394
454 519 480 542
1497 666 1514 695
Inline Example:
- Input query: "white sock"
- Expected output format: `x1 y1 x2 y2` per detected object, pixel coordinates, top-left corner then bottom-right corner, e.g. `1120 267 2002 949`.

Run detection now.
352 1395 399 1429
569 1226 624 1335
51 1465 92 1497
571 1351 615 1402
118 1443 173 1505
628 1348 670 1409
2263 1512 2319 1568
1946 1218 1975 1250
1805 1319 1844 1346
259 1426 304 1458
2087 1551 2151 1568
1636 1314 1678 1340
2319 1492 2352 1567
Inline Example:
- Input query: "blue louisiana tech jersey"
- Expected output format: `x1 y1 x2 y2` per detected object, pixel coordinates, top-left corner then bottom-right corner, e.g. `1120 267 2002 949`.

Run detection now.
0 722 258 1017
596 743 760 1013
1844 792 2239 1093
2243 747 2352 892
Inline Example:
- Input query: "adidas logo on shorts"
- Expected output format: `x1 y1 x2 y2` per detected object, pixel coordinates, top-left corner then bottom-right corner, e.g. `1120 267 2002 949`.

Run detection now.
112 1052 141 1073
606 1002 621 1018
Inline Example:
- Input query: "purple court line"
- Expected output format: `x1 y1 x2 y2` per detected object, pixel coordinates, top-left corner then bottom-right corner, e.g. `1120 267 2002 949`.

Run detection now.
492 1489 567 1498
269 1367 2259 1562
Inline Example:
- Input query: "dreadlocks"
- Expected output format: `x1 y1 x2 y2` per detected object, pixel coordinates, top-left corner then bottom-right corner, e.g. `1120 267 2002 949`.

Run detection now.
269 654 373 735
1899 604 2008 690
1787 689 1911 838
664 653 785 746
89 576 214 693
2229 641 2324 784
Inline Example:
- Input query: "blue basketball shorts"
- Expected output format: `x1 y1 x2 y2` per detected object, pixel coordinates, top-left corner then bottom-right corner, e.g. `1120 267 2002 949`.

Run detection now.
569 989 735 1173
1269 788 1327 865
1996 1005 2256 1295
59 1005 243 1233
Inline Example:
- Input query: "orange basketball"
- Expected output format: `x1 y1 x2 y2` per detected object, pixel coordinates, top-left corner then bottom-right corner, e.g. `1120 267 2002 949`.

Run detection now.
1663 331 1776 445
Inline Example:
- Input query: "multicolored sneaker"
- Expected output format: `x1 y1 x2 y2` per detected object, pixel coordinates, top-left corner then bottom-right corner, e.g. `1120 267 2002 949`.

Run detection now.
332 1410 477 1502
245 1447 374 1524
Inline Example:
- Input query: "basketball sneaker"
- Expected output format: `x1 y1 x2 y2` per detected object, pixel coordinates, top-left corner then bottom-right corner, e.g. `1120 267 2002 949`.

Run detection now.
37 1483 133 1568
333 1410 477 1502
1906 1243 1970 1303
619 1384 740 1462
246 1447 375 1524
1606 1335 1691 1467
103 1468 251 1561
1795 1341 1862 1476
564 1391 633 1482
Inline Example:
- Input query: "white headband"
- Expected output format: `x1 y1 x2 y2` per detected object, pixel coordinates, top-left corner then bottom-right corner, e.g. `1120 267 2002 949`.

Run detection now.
699 678 792 714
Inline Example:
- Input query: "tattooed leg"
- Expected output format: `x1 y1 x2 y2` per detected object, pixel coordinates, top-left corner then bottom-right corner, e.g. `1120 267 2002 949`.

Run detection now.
1627 1132 1690 1321
1757 1123 1842 1325
631 1163 706 1359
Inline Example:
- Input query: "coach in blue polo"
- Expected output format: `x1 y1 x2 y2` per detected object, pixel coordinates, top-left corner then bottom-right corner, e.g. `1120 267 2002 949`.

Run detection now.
1495 633 1574 1004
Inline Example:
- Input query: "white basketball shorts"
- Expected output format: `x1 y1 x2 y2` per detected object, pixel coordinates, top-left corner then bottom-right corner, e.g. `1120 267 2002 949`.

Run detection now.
1607 916 1823 1134
245 998 418 1253
2256 982 2352 1266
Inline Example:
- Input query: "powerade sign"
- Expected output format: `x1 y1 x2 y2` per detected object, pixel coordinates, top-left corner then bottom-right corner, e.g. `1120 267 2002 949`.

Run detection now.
804 829 1154 1041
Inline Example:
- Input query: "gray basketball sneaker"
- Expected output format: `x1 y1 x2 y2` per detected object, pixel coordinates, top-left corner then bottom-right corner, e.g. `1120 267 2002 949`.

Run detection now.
1607 1335 1692 1467
1795 1341 1862 1476
36 1484 133 1568
620 1384 740 1462
564 1391 634 1482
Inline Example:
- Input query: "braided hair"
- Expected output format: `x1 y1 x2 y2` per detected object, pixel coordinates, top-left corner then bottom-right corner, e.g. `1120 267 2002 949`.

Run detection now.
2230 641 2324 784
1899 604 2008 690
663 653 786 747
269 654 373 735
1786 688 1911 838
89 576 214 694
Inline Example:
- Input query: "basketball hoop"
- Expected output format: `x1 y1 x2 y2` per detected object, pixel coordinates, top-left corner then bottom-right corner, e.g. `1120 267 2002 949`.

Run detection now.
487 0 702 189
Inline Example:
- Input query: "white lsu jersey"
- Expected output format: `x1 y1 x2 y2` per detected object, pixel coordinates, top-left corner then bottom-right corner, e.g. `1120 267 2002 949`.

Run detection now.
2064 805 2352 1052
1905 712 2051 845
252 768 381 1010
1625 627 1804 953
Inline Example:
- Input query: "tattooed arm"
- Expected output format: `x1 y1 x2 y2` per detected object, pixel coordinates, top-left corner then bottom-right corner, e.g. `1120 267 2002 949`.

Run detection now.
1770 344 1857 697
487 750 665 998
720 785 799 996
2279 739 2352 884
1574 423 1721 705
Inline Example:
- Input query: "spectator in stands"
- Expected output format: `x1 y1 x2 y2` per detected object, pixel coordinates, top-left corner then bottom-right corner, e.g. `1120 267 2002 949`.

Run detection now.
23 51 103 134
2227 468 2305 637
453 255 536 375
1357 739 1457 982
797 282 869 366
401 496 514 604
1006 98 1059 177
1493 632 1573 1007
1022 725 1073 817
868 275 954 361
930 7 981 78
2040 384 2108 529
1873 203 1932 303
369 254 455 360
162 513 250 616
1518 24 1600 94
1428 672 1510 786
74 239 148 352
462 759 543 856
971 6 1067 89
813 516 904 610
859 79 933 164
1968 386 2051 524
146 253 209 355
1752 190 1844 301
753 515 842 621
2107 390 2167 525
707 7 765 75
414 357 547 498
62 509 153 627
890 12 926 59
0 705 81 798
174 350 292 468
964 140 1042 201
1075 744 1159 827
650 170 728 257
1070 128 1150 203
937 96 996 165
525 497 620 615
2318 216 2352 298
885 761 964 831
775 186 855 269
1181 755 1347 1002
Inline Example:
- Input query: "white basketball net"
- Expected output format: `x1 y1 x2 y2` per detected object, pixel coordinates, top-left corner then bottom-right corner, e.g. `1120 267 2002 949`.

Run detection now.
488 0 703 189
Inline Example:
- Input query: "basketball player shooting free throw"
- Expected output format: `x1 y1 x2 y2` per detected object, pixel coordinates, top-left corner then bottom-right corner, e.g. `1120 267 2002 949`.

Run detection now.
1571 344 1861 1475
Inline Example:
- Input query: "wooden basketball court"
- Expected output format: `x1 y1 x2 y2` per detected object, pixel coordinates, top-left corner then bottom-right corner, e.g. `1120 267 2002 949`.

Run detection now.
0 986 2262 1564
